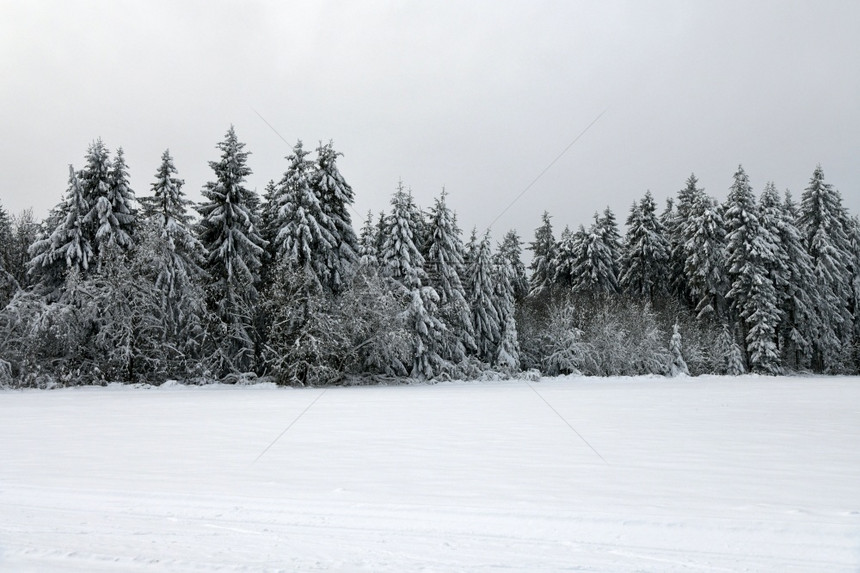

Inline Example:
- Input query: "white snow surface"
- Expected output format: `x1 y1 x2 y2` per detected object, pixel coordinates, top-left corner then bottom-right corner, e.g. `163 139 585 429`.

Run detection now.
1 376 859 572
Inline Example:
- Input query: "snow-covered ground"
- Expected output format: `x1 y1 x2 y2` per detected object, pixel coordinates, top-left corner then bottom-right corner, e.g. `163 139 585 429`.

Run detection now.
1 376 858 572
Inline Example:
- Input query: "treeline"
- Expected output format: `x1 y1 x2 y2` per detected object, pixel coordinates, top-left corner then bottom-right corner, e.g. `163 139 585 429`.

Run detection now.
0 127 858 387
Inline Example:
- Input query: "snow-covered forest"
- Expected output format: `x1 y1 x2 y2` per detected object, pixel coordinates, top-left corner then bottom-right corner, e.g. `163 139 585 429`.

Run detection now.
2 127 859 386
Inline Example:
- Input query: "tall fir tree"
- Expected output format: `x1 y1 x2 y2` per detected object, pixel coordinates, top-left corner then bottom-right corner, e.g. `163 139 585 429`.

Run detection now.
197 126 266 374
723 166 782 374
797 165 853 371
468 234 502 363
573 213 618 295
492 248 520 371
379 183 446 378
142 150 208 367
425 190 475 362
271 140 338 291
668 174 704 303
312 141 359 291
497 229 529 303
759 183 818 369
619 191 670 300
528 211 557 296
28 165 94 293
683 192 728 321
357 210 379 267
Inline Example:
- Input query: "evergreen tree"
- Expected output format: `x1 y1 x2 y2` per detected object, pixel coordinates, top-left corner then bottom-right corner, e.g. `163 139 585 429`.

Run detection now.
619 191 670 300
271 140 337 291
357 210 379 267
425 190 475 362
380 182 427 290
599 207 622 289
142 150 208 368
497 230 529 302
759 183 817 369
80 141 136 260
468 234 502 363
379 182 446 378
553 225 577 289
197 126 266 374
528 211 556 296
0 203 17 305
312 141 359 291
723 166 782 374
573 213 618 295
683 192 728 321
492 249 520 371
668 174 704 302
29 166 94 291
798 165 853 371
668 323 689 376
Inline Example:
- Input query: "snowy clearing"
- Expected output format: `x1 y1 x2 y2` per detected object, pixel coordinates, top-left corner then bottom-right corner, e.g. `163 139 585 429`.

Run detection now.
1 376 859 572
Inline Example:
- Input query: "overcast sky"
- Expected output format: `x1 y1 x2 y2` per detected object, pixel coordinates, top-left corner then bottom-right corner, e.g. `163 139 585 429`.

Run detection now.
2 0 858 243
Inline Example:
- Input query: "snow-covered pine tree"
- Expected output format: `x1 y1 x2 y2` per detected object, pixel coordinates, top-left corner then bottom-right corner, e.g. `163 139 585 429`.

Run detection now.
0 203 17 306
599 207 622 289
528 211 557 296
80 141 136 262
425 190 476 362
797 165 853 372
197 126 266 375
759 183 817 370
379 182 446 378
668 323 689 376
468 234 502 363
668 174 704 303
107 148 137 243
619 191 670 300
28 165 94 293
715 324 746 375
357 210 379 267
683 192 728 321
492 249 520 371
141 150 208 370
847 216 860 371
723 166 782 374
553 225 577 289
312 141 359 291
380 182 427 290
573 213 619 295
498 230 529 303
271 140 337 292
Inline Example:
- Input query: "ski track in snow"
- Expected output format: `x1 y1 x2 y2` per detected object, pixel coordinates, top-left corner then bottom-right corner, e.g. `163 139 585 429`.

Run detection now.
1 376 859 572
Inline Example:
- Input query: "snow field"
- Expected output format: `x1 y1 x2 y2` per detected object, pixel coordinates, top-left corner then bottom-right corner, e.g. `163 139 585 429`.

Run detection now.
1 376 859 571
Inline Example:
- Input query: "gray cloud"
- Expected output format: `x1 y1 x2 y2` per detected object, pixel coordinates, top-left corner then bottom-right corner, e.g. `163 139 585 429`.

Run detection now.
2 0 857 244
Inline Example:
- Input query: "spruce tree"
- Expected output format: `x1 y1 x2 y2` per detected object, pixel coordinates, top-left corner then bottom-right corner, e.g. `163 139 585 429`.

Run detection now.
669 174 704 303
723 166 782 374
312 141 358 291
425 190 475 362
683 193 728 321
619 191 670 300
357 210 379 267
379 182 446 378
380 182 427 289
498 230 529 302
759 183 817 369
271 140 337 291
573 213 618 295
197 126 266 374
528 211 556 296
468 234 502 363
668 323 689 376
29 165 94 291
553 225 577 289
492 249 520 371
142 150 208 367
797 165 853 371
